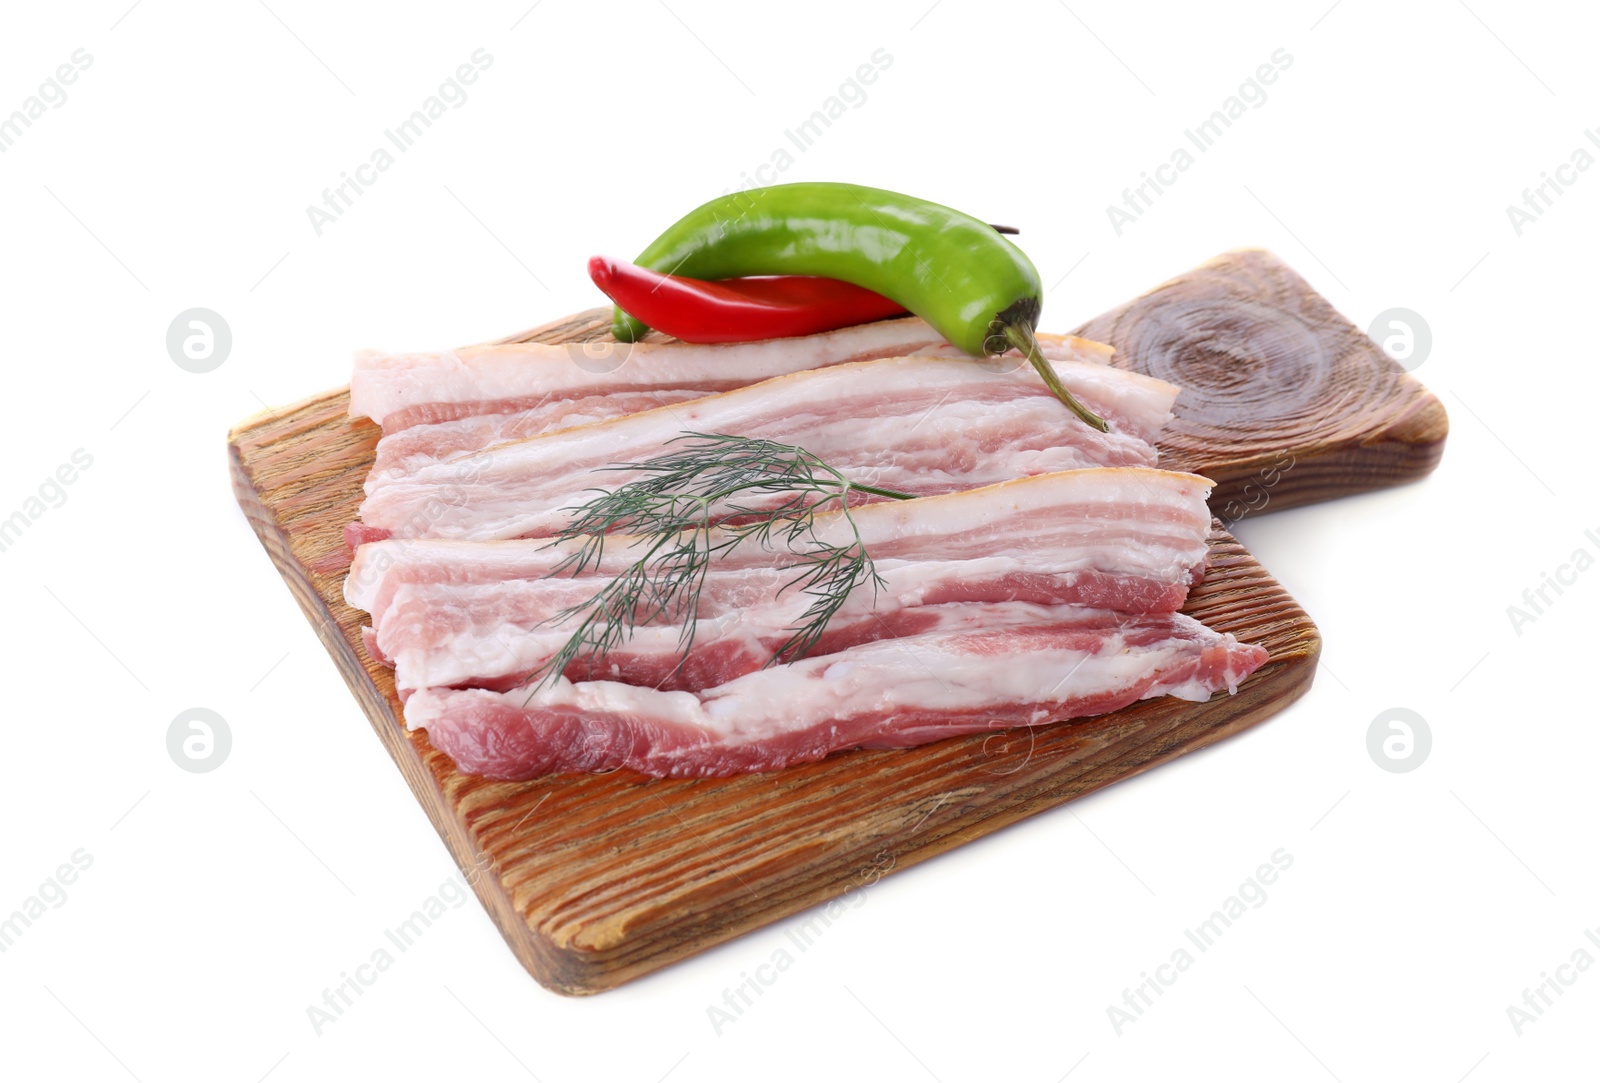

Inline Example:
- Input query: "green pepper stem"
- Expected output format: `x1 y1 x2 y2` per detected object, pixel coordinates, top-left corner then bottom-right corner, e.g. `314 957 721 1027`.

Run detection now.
850 482 916 501
1000 322 1110 432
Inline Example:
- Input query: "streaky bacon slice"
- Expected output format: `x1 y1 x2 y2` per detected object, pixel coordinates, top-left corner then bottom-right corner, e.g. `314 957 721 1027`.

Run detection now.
342 469 1215 695
353 354 1180 543
363 331 1112 481
371 389 706 481
352 317 944 429
402 606 1270 780
350 316 1110 427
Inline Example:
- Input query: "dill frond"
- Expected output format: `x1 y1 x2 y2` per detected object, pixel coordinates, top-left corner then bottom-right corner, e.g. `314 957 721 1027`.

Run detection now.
522 433 912 694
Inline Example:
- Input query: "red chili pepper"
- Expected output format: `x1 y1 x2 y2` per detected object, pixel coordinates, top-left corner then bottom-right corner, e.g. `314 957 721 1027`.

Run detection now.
588 255 907 343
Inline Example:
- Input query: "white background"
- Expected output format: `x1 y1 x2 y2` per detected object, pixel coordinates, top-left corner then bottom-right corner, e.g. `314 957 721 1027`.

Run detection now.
1 1 1595 1080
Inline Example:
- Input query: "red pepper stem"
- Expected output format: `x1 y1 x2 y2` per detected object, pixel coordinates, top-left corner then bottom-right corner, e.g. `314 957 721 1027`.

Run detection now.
1000 321 1110 432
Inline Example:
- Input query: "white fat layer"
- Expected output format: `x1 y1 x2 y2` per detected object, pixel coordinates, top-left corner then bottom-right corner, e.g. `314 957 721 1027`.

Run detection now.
347 470 1215 695
378 543 1202 691
349 478 1202 604
350 318 953 424
403 610 1249 744
350 320 1115 426
364 335 1115 476
344 470 1203 607
358 357 1179 541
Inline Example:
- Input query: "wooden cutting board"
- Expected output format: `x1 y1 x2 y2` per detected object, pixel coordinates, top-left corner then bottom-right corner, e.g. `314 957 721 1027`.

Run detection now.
229 249 1445 995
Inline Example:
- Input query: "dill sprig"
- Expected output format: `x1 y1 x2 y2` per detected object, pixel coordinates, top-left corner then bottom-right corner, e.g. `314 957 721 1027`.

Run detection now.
523 433 913 695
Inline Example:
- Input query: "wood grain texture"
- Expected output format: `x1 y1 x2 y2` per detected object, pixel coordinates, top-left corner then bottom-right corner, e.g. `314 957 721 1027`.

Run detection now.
1075 249 1448 524
227 248 1440 995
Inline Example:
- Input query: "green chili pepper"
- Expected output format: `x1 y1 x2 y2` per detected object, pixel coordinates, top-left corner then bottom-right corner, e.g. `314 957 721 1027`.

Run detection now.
611 182 1108 431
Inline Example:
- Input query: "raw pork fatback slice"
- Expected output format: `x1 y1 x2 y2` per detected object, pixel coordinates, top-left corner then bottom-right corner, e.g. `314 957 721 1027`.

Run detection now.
353 354 1180 543
359 323 1112 481
344 469 1215 694
403 606 1270 779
